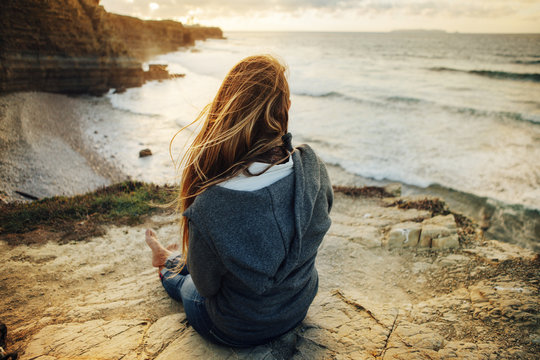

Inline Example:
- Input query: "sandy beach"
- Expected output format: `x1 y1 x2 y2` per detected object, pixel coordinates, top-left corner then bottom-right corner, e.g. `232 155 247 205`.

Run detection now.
0 92 126 202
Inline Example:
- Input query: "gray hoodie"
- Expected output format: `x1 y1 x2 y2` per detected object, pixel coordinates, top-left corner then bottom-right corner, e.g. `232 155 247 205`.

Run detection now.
184 144 333 344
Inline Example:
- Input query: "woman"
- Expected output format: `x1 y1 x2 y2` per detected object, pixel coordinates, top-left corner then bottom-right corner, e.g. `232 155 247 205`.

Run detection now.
145 54 333 347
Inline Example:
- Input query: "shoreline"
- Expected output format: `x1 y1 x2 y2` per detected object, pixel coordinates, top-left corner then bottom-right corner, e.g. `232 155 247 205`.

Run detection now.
326 163 540 252
0 91 538 251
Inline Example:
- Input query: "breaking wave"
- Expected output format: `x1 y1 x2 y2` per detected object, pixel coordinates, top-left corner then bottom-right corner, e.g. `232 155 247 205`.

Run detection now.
429 67 540 83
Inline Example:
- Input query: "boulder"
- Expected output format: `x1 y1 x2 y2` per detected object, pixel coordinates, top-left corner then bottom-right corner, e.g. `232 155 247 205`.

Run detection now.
419 215 458 249
385 222 421 248
139 148 152 157
385 214 460 250
423 214 457 230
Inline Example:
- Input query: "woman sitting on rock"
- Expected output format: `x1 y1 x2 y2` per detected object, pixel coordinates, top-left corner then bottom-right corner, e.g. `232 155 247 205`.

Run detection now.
145 54 333 347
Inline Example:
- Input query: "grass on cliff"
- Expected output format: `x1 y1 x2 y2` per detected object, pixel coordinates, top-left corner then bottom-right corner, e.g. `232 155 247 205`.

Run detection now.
0 181 176 243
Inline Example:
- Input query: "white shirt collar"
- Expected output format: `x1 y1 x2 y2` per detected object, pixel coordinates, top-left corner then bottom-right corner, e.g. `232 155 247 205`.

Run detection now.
218 156 294 191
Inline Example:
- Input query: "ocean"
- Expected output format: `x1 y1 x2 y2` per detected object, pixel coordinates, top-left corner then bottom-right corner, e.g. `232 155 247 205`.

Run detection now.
84 31 540 248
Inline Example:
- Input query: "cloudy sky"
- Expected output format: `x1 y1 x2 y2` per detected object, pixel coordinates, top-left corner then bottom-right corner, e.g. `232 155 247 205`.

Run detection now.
101 0 540 33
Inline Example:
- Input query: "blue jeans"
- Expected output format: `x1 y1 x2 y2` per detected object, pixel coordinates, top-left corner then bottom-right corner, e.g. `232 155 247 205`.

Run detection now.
160 254 252 347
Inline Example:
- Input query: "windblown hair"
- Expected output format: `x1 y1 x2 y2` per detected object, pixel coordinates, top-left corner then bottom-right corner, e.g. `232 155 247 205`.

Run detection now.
174 54 291 269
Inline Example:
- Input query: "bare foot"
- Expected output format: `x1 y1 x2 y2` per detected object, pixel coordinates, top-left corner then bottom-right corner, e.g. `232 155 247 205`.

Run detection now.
145 229 172 268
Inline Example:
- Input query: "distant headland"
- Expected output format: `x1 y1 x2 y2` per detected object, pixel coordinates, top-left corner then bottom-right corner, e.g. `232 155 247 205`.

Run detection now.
0 0 223 96
390 29 447 34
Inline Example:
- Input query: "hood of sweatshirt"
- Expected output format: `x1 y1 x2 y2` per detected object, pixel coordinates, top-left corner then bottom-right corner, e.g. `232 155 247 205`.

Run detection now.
183 144 333 295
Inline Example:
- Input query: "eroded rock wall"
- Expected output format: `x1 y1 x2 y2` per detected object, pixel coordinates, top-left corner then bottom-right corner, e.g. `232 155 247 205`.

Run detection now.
184 26 224 42
0 0 144 95
0 0 224 95
105 17 225 61
106 14 189 61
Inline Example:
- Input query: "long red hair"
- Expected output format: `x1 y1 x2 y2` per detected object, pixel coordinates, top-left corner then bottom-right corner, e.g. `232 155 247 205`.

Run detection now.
173 54 291 269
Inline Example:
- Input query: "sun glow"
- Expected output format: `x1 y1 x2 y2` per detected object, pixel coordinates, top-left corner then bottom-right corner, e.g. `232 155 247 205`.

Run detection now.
100 0 540 33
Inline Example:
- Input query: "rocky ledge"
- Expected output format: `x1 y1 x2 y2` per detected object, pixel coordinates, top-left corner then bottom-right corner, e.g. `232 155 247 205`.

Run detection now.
1 190 538 359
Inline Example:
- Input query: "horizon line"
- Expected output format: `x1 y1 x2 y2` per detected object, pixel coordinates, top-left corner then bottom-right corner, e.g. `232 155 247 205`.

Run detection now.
218 29 540 35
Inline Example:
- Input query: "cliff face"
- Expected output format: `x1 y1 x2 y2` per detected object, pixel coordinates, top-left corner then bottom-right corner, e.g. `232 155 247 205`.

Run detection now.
106 14 189 61
184 26 225 42
0 0 224 95
0 0 144 95
105 15 225 62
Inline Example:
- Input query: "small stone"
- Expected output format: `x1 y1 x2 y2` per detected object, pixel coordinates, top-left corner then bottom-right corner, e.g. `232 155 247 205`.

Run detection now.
385 222 421 248
139 148 152 157
384 183 402 197
432 234 460 249
419 224 455 248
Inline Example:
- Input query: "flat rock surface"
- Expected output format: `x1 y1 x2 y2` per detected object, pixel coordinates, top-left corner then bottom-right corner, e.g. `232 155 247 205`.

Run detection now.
1 193 538 359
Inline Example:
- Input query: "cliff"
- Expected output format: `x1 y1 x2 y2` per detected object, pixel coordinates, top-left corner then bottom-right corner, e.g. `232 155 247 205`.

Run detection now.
1 185 538 358
0 0 144 95
184 25 225 42
106 15 224 61
106 14 188 62
0 0 224 95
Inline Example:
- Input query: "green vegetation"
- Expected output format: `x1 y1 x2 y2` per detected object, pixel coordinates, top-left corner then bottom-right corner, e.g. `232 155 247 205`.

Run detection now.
0 181 176 235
